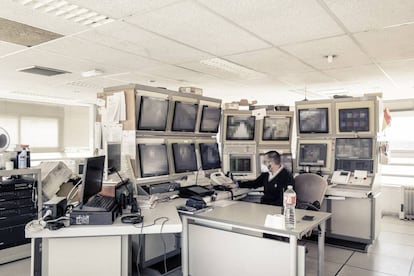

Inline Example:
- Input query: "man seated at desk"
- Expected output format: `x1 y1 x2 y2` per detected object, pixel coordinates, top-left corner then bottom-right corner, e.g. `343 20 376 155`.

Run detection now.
235 150 294 206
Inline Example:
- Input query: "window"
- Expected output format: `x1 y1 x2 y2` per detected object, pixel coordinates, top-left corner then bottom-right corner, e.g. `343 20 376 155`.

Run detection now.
0 115 60 150
381 110 414 186
21 117 59 148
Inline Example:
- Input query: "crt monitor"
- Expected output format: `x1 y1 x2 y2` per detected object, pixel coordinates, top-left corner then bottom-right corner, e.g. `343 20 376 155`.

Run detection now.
138 144 169 177
229 155 252 173
225 115 255 140
258 152 293 173
172 101 199 132
335 138 373 159
137 96 169 131
172 143 198 173
298 143 327 167
262 116 291 141
80 155 105 206
338 108 369 132
199 105 221 133
298 108 329 134
199 143 221 170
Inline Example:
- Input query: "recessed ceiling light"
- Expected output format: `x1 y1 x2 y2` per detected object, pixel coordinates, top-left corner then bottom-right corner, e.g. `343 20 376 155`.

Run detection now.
81 69 104 77
17 0 114 28
200 58 264 79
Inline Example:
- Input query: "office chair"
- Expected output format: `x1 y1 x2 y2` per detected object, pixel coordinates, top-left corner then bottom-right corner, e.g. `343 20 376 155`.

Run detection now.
294 173 328 211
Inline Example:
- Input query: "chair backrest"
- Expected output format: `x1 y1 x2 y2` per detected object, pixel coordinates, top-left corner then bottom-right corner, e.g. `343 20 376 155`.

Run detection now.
294 173 328 208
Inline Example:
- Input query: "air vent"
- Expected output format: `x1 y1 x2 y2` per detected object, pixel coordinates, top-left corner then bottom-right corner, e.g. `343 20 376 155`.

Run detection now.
0 17 62 47
18 66 70 76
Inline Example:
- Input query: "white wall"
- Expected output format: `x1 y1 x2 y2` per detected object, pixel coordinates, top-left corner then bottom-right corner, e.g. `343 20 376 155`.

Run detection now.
63 105 90 149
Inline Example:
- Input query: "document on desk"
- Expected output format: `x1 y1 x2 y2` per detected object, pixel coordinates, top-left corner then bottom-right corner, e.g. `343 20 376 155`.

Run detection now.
212 200 237 208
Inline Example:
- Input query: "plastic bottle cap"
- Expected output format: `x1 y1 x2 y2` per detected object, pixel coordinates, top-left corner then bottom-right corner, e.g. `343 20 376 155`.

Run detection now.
287 185 293 189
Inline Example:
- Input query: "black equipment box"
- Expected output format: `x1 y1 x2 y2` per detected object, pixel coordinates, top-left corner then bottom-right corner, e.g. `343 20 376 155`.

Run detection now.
70 203 119 225
179 185 214 198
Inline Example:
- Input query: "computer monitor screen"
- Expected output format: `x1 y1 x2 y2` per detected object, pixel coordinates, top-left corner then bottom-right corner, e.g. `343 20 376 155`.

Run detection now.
262 117 291 141
338 108 369 132
298 143 327 167
335 138 373 159
81 156 105 205
199 105 221 133
335 159 374 172
172 101 199 132
258 152 293 173
172 143 198 173
229 155 252 173
281 153 293 173
225 115 255 140
138 144 169 177
137 96 169 131
107 143 121 172
199 143 221 170
298 108 329 133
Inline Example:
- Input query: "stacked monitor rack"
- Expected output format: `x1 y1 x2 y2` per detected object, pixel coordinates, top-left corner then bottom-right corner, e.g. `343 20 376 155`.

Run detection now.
295 95 383 249
220 109 294 181
0 168 41 264
99 84 222 268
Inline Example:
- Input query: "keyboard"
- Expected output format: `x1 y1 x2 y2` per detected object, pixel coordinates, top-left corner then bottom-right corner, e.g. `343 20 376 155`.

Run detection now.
84 194 116 211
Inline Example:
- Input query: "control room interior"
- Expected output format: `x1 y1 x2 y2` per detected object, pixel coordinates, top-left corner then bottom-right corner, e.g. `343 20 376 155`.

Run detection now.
1 1 414 276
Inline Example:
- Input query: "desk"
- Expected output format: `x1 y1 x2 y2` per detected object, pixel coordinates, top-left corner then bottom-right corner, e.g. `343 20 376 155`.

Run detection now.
181 201 331 276
26 202 182 276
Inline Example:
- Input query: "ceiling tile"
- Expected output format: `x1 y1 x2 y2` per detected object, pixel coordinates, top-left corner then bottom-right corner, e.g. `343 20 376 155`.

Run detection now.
198 0 344 46
354 25 414 62
281 35 372 70
0 41 26 57
75 21 212 64
380 59 414 88
323 0 414 32
224 47 314 75
0 0 87 35
126 1 270 56
35 36 164 71
277 71 338 87
106 72 186 91
324 64 391 85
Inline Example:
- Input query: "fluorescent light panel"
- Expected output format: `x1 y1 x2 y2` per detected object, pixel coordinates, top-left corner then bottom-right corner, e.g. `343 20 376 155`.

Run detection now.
200 58 264 79
17 0 113 27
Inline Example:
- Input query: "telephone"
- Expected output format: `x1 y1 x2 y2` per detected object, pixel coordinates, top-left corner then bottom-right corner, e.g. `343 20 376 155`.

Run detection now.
331 171 351 185
210 172 234 186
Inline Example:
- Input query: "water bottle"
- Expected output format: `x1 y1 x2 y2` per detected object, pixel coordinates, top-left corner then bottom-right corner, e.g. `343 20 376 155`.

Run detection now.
283 185 296 230
18 147 27 169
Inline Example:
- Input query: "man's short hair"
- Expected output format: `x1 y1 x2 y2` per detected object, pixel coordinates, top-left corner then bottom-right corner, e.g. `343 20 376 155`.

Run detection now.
265 151 281 165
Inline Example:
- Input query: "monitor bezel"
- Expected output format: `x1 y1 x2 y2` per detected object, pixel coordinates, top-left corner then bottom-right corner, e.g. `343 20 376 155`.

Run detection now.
137 96 170 131
80 155 105 207
199 142 221 170
137 143 170 178
261 116 291 141
171 142 198 173
199 105 222 133
298 143 328 167
225 114 256 141
171 101 199 132
338 107 370 133
298 107 329 134
335 137 373 160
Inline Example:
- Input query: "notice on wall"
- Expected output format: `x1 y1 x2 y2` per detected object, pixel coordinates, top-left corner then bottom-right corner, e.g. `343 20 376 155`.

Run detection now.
121 130 136 159
252 108 266 120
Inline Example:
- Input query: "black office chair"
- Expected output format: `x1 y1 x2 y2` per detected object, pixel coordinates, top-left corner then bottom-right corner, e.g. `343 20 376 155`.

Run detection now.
294 173 328 211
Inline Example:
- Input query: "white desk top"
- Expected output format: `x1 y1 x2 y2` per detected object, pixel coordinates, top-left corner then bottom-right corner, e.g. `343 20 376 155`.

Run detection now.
26 201 182 239
184 200 331 239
